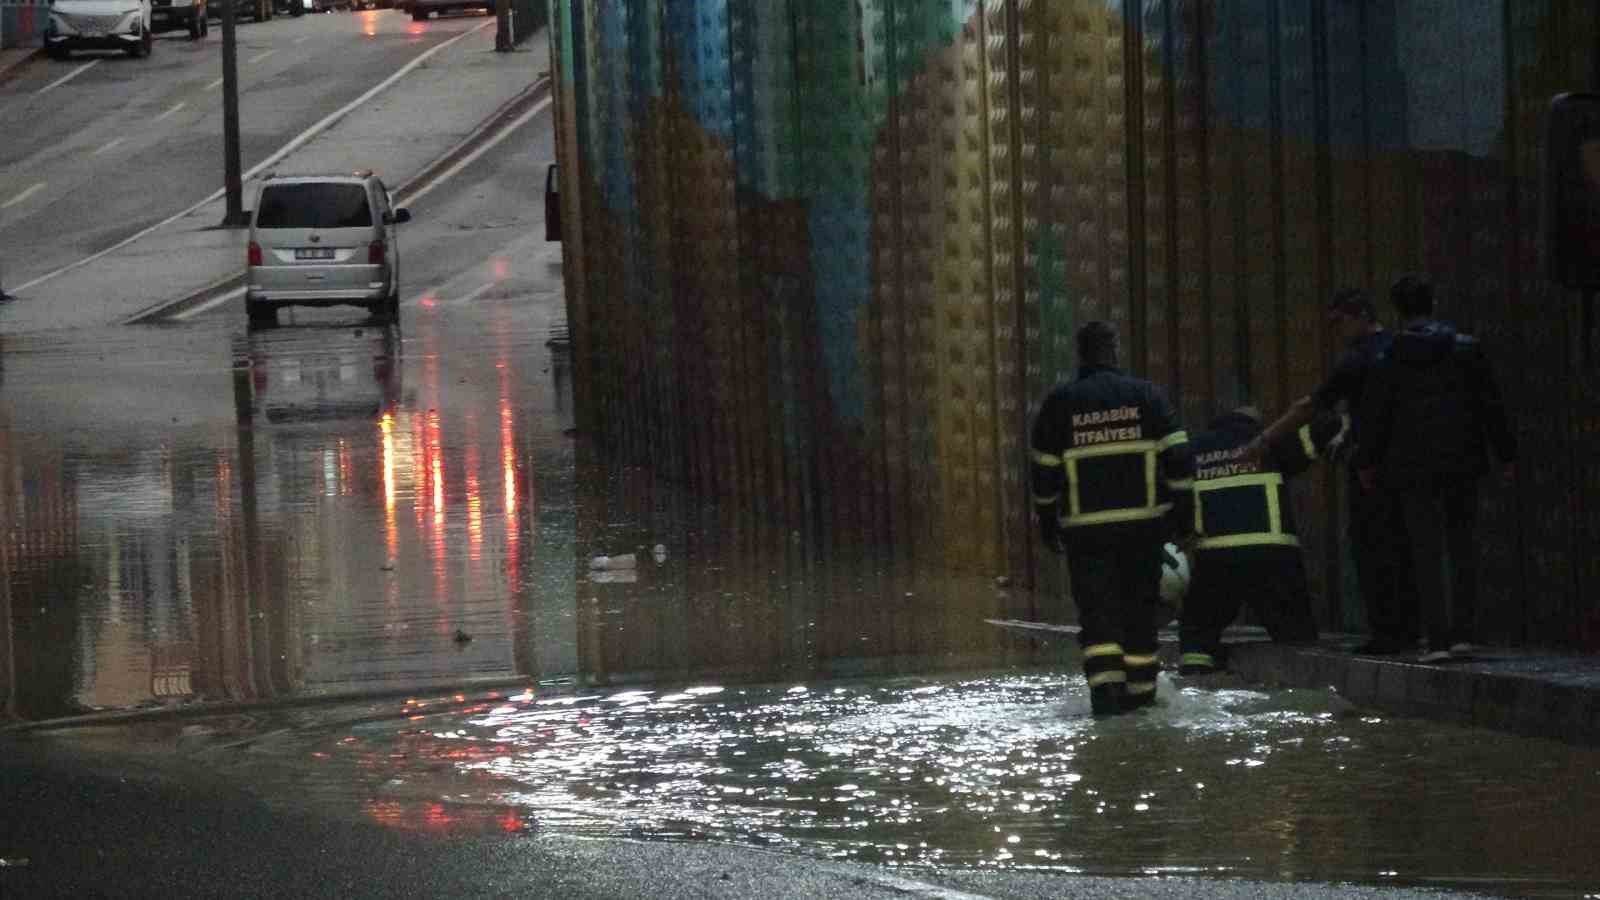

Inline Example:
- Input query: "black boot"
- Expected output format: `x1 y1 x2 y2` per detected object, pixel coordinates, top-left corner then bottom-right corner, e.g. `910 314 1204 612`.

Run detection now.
1122 686 1157 712
1089 682 1127 716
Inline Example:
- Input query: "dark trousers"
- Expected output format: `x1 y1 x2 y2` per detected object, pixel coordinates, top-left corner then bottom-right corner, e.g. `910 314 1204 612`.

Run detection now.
1350 471 1418 643
1397 478 1480 649
1065 525 1164 708
1180 546 1319 661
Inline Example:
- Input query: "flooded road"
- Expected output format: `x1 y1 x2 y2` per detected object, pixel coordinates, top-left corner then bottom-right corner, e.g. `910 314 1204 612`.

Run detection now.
3 132 1600 900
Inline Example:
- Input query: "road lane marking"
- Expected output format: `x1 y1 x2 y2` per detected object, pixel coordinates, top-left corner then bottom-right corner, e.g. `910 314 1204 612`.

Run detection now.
206 77 224 90
294 35 309 44
399 96 550 207
35 60 99 96
91 137 126 156
17 18 494 295
454 281 496 305
2 183 46 210
173 286 245 320
155 101 187 121
248 50 277 64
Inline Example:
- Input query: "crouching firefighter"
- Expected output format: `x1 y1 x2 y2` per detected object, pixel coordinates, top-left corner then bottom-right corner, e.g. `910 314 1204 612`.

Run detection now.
1177 405 1348 675
1030 322 1194 716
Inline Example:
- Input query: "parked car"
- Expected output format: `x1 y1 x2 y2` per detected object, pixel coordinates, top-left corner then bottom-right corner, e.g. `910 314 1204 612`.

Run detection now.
44 0 154 58
207 0 271 22
245 171 412 327
408 0 489 22
274 0 342 14
150 0 206 38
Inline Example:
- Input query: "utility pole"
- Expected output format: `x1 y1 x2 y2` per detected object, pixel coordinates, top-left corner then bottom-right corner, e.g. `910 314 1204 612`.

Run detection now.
221 0 248 227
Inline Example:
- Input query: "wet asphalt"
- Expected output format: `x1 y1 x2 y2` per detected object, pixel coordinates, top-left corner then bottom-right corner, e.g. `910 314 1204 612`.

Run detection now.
0 739 1495 900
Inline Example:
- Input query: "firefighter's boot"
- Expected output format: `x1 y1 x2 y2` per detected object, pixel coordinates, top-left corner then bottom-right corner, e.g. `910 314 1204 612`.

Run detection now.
1089 681 1128 716
1083 642 1127 717
1122 651 1161 712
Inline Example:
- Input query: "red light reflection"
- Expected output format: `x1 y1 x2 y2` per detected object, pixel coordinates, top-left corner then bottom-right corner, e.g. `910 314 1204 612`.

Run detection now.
380 413 398 560
466 435 483 562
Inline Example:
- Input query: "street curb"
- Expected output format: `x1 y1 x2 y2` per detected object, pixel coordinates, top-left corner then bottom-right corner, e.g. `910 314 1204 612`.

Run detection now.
123 73 552 325
1226 641 1600 746
0 675 536 735
0 48 44 88
393 72 552 203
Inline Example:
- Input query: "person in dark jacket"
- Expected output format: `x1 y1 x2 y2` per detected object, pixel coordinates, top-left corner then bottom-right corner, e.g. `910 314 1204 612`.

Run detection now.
1356 275 1517 662
1253 289 1418 655
1030 322 1193 715
1178 405 1347 675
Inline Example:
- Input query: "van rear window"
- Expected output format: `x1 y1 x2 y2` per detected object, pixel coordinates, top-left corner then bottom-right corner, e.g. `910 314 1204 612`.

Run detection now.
257 184 373 228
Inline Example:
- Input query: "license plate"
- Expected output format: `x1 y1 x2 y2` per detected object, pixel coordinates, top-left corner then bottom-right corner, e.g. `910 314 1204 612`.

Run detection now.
295 248 336 260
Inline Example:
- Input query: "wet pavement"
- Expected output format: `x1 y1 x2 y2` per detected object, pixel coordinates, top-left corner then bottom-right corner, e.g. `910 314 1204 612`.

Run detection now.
5 32 1600 900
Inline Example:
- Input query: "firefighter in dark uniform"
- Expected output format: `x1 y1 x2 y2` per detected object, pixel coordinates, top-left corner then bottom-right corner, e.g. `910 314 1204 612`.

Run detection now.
1177 405 1348 675
1030 322 1193 716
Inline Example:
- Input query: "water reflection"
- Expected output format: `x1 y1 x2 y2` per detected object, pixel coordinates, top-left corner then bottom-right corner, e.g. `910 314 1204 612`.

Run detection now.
0 319 566 718
0 314 1053 724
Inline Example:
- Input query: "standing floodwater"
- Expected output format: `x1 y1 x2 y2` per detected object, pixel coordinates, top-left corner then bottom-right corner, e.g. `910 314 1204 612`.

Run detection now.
3 281 1598 899
175 671 1600 898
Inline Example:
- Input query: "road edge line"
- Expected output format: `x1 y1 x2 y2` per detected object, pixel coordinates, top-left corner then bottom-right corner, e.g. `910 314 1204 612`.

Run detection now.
123 74 551 325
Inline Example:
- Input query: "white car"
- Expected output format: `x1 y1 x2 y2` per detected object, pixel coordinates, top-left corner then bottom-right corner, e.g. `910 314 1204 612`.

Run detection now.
45 0 155 58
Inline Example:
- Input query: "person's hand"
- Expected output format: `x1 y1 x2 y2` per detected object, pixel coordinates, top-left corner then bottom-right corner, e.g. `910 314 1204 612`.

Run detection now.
1358 467 1377 493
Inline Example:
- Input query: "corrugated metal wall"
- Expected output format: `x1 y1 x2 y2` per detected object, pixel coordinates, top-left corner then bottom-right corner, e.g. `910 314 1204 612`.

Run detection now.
550 0 1600 650
1 0 48 49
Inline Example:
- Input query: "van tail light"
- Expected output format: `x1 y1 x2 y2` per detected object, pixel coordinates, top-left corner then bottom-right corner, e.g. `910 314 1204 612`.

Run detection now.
368 240 386 265
248 241 262 267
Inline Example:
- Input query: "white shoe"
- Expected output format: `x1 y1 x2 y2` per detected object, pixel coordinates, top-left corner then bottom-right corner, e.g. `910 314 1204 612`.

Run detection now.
1418 649 1453 663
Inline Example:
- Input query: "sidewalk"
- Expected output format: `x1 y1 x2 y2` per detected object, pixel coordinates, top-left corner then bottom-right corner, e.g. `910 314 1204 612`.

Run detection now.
0 22 547 332
1216 635 1600 745
0 47 40 84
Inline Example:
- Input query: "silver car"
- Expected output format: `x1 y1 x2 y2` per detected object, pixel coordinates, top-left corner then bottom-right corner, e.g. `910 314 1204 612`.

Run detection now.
245 172 411 327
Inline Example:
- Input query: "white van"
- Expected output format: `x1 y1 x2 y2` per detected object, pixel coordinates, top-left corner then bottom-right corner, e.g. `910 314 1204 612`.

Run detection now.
245 172 412 327
45 0 155 58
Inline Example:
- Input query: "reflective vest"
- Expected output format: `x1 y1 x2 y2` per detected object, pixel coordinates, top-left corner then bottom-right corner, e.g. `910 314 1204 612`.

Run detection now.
1189 411 1347 551
1030 366 1193 530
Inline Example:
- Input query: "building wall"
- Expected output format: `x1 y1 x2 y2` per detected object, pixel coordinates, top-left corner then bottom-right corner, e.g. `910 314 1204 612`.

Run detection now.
1 0 47 50
550 0 1600 649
